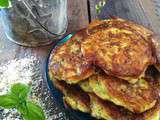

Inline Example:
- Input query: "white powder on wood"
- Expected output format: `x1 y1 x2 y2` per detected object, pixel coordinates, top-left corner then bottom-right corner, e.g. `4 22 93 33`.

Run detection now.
0 56 67 120
0 56 36 95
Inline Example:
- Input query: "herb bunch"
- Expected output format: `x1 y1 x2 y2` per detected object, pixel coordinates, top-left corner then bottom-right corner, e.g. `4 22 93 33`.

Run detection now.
95 0 107 14
0 0 11 8
0 83 45 120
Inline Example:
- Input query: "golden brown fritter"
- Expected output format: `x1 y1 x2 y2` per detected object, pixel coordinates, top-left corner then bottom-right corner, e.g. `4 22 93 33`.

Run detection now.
49 17 159 119
48 20 106 84
79 79 93 93
89 93 131 120
49 29 94 84
49 20 107 84
53 80 90 113
87 19 104 30
52 78 159 120
84 73 157 113
87 17 154 40
82 18 156 83
89 93 160 120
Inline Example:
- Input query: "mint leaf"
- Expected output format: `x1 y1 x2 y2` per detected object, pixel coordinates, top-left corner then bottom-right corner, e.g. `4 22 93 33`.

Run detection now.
21 101 45 120
0 94 18 109
11 83 31 99
0 0 10 8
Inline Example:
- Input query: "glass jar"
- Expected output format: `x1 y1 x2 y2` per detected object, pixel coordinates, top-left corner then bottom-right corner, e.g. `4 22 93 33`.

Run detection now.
0 0 68 47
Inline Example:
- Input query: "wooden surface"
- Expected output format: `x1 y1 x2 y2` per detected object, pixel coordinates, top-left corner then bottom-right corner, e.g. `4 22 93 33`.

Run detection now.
0 0 160 118
0 0 89 118
0 0 89 80
1 0 160 78
89 0 160 35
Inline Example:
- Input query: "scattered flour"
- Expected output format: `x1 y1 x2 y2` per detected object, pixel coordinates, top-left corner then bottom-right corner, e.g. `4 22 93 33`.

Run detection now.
0 56 67 120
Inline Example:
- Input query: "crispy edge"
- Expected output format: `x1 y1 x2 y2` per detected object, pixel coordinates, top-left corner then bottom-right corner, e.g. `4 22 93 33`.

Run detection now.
53 80 91 113
88 73 157 113
89 93 160 120
84 18 156 83
49 29 94 84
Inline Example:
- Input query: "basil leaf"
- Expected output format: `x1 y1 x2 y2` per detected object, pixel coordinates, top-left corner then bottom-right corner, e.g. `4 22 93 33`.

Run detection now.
95 0 107 14
17 100 28 115
0 94 18 109
11 83 31 99
0 0 10 8
21 101 45 120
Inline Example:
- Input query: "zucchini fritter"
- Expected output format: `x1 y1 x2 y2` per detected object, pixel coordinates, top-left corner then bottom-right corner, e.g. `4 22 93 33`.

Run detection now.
79 79 93 93
48 17 159 119
49 20 105 84
53 80 90 113
52 77 159 120
49 29 94 84
82 18 156 83
83 73 157 113
90 94 160 120
87 17 154 41
53 80 160 120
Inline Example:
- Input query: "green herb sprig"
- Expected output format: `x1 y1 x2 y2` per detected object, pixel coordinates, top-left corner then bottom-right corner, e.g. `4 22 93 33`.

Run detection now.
0 83 45 120
0 0 11 8
95 0 107 14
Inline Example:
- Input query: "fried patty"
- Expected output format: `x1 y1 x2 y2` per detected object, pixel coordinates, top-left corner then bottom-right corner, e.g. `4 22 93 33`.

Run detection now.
87 17 154 41
49 20 107 84
80 73 157 113
79 79 93 93
82 18 156 83
90 93 160 120
53 80 90 113
49 29 94 84
53 80 160 120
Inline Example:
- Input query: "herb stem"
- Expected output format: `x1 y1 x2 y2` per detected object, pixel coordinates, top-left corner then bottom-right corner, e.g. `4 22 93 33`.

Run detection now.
95 0 107 14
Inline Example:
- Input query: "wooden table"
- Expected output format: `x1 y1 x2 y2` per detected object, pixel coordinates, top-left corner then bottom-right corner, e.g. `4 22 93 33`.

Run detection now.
0 0 160 119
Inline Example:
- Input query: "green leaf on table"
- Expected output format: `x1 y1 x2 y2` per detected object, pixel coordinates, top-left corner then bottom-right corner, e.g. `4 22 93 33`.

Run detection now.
11 83 31 99
0 0 11 8
0 94 18 109
21 101 45 120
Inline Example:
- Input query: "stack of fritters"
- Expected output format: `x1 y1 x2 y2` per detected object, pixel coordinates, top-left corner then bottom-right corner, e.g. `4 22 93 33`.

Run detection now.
49 17 160 120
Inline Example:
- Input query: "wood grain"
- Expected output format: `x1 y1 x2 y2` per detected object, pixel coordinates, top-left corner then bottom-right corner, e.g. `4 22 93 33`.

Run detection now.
0 0 89 64
88 0 98 20
67 0 89 32
89 0 160 35
0 0 89 118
